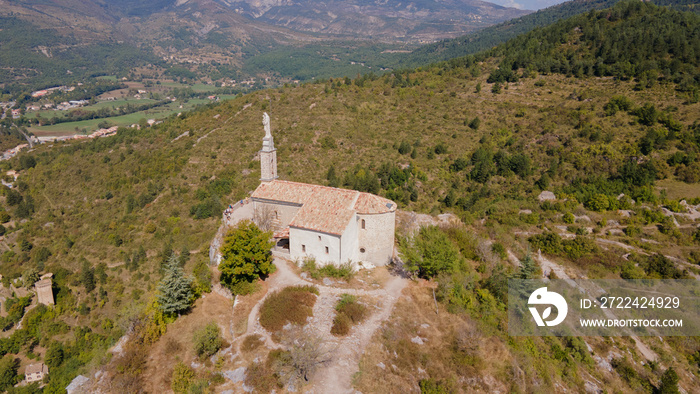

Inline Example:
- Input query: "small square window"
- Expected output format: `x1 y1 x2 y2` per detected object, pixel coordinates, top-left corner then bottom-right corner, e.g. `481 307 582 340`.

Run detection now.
325 246 329 254
302 245 306 253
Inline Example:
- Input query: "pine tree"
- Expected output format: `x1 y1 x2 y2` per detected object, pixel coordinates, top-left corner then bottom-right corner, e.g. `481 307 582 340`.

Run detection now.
658 367 679 394
80 260 95 293
518 254 539 279
179 245 190 267
157 254 193 315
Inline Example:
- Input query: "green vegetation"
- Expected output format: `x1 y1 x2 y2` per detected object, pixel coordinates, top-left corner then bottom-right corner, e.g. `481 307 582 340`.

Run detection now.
171 361 196 393
399 226 464 278
331 294 369 336
301 258 355 281
0 2 697 390
157 254 194 316
0 17 156 97
259 286 319 334
243 42 403 82
219 220 275 295
486 1 700 92
193 322 222 359
402 0 621 67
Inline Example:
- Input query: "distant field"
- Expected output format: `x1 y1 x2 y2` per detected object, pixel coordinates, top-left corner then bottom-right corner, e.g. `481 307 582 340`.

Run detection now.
159 82 216 93
96 75 118 81
27 95 237 137
25 98 159 121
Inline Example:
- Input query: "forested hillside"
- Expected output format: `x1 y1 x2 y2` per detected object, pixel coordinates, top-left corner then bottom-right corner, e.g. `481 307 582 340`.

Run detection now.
400 0 622 67
0 16 158 94
0 1 697 392
481 0 700 93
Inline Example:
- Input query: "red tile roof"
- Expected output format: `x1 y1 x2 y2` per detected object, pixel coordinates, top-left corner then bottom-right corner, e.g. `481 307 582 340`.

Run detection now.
251 180 395 235
25 363 48 375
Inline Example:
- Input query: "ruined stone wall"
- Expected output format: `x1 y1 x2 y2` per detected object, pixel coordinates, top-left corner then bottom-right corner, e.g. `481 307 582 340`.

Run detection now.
35 279 54 305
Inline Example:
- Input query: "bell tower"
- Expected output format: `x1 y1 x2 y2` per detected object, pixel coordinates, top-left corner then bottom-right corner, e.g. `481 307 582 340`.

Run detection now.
260 112 278 182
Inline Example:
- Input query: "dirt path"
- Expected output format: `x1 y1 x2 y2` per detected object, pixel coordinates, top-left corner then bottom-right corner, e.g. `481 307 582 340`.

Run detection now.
194 103 252 146
310 274 406 394
237 256 408 392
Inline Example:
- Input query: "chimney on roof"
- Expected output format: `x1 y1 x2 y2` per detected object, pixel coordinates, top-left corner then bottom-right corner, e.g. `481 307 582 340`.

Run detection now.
260 112 278 182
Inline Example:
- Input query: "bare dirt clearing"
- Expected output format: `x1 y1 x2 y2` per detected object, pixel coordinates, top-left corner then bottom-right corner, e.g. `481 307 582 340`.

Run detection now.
230 256 408 392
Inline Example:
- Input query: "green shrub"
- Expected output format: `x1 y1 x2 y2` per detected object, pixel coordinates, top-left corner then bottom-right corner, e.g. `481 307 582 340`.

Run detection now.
318 262 354 281
331 294 368 336
563 212 575 224
399 226 462 278
419 378 453 393
171 362 195 393
624 225 641 237
193 322 222 359
301 258 354 281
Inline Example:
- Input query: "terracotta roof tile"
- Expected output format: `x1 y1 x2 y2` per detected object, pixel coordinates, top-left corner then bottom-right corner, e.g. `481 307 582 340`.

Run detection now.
25 364 48 374
251 180 395 236
354 193 396 214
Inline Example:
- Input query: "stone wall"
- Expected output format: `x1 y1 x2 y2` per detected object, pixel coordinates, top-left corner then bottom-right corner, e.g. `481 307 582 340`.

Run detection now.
35 279 54 305
357 211 395 266
259 149 277 181
252 199 300 232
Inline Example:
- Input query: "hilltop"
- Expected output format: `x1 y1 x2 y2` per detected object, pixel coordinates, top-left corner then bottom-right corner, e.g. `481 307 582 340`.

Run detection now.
0 1 698 392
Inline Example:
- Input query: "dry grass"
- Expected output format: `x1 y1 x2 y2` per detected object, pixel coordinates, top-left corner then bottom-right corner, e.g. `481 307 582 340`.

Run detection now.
655 179 700 201
331 294 369 336
353 283 514 393
245 349 285 392
231 278 269 336
259 285 318 333
141 293 233 393
240 334 264 352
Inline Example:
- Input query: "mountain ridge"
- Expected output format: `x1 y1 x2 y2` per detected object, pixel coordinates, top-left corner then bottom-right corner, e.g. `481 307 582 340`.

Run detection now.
228 0 531 42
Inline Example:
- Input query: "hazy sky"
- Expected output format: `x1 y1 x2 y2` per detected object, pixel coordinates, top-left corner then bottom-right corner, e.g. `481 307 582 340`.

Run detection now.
489 0 567 10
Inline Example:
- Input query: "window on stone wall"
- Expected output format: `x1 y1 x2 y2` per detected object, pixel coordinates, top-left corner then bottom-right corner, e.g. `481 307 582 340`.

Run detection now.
360 247 365 253
325 246 329 254
318 235 321 241
302 245 306 253
361 219 365 229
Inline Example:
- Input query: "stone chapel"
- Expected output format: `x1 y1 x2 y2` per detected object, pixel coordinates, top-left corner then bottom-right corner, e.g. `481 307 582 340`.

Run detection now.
251 113 396 266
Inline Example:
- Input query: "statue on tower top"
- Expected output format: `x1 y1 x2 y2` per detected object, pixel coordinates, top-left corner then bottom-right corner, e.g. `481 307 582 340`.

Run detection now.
261 112 274 152
263 112 271 138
